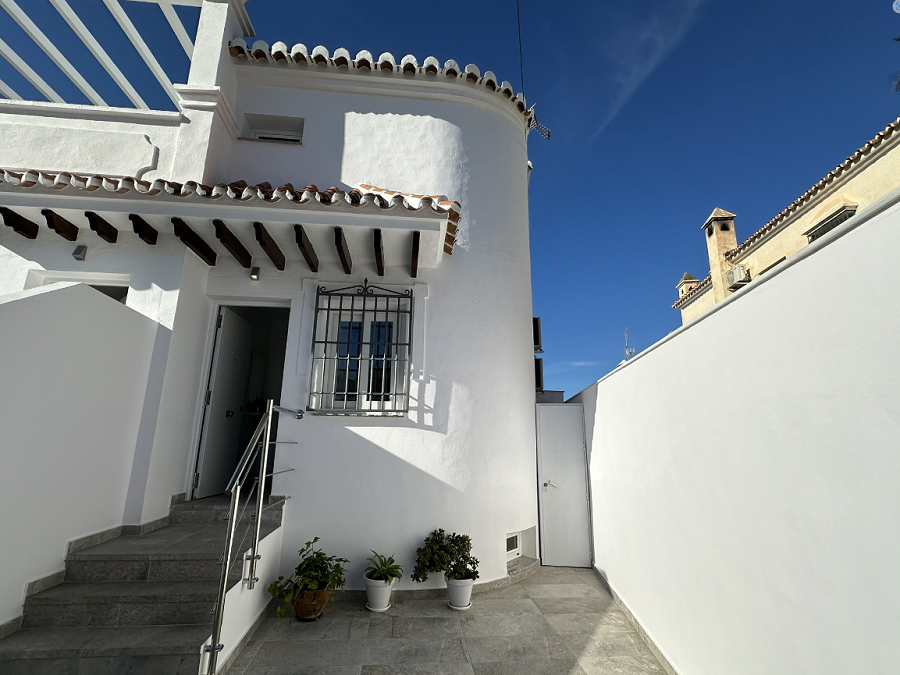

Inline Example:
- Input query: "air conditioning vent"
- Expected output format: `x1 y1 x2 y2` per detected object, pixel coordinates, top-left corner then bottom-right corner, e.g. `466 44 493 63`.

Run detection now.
534 357 544 392
241 113 304 144
533 317 543 353
725 263 751 290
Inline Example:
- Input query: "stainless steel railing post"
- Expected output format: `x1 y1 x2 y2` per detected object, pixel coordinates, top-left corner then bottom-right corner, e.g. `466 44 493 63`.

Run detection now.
205 482 241 675
246 399 272 590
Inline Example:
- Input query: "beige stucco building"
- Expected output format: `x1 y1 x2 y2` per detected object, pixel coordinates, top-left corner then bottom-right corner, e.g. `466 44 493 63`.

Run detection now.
674 114 900 324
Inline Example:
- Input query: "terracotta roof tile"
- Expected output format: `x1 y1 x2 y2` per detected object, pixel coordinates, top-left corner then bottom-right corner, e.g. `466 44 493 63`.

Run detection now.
0 170 462 225
228 40 531 118
725 114 900 261
672 274 711 309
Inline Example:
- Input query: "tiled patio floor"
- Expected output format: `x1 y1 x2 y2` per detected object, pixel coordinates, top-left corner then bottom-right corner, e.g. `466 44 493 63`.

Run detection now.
228 566 666 675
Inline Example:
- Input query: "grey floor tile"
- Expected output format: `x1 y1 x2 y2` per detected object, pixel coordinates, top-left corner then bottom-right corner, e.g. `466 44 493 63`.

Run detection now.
386 600 462 618
459 612 554 638
367 617 461 640
463 599 540 617
561 632 649 660
362 664 475 675
523 584 605 599
265 618 369 641
251 640 366 668
463 635 573 663
531 597 617 615
577 655 666 675
363 638 468 665
471 660 587 675
544 612 632 635
258 667 362 675
471 584 528 600
519 568 587 586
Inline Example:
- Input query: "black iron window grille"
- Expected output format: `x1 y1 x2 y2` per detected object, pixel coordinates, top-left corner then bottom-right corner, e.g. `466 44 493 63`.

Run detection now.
308 279 412 415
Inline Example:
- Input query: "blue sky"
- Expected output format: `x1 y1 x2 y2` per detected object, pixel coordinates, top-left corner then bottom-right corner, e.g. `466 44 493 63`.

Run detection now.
2 0 898 396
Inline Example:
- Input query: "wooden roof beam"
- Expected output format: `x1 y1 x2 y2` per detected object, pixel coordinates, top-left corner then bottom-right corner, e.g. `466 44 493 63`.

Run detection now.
213 219 251 268
0 207 38 239
85 211 117 243
294 224 319 272
172 217 216 266
129 214 158 245
373 229 385 276
410 231 420 278
253 222 285 271
334 227 352 275
41 209 79 241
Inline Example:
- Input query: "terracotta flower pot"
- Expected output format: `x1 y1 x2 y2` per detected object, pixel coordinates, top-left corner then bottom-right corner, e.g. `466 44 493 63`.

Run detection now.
292 588 332 621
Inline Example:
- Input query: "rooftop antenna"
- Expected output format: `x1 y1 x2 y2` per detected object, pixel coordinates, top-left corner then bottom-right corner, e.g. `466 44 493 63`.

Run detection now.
624 328 636 360
517 0 551 140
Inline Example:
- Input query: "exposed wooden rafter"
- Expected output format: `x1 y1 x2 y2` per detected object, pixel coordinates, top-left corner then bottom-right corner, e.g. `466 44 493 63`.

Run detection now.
253 222 285 271
85 211 118 243
213 219 251 268
293 224 319 272
334 227 352 275
373 229 385 276
172 217 216 266
41 209 79 241
0 207 38 239
129 214 158 245
410 231 420 278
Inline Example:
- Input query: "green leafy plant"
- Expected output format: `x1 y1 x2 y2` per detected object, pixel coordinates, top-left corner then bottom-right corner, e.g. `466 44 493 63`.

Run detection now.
267 537 349 619
365 551 403 583
411 529 479 583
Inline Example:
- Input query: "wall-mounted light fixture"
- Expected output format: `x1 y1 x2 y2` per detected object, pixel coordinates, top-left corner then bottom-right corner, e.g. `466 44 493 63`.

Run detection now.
72 245 87 261
250 266 260 281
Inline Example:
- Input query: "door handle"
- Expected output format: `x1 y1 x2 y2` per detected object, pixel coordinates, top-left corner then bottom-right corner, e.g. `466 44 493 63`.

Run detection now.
544 480 559 488
225 410 234 418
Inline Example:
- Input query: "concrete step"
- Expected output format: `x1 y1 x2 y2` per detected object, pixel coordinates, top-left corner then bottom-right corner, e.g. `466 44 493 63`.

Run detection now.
168 494 286 526
65 523 278 582
0 625 210 674
23 580 218 628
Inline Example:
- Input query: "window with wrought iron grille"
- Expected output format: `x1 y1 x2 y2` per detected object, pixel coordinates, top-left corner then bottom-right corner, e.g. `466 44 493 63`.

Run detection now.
308 281 413 415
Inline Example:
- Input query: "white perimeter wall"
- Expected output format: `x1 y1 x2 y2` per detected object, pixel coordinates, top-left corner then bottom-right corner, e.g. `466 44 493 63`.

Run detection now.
571 197 900 674
0 283 159 625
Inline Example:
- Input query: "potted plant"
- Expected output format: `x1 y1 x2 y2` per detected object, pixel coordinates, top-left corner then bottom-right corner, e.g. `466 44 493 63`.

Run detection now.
364 551 403 612
411 529 479 610
267 537 348 621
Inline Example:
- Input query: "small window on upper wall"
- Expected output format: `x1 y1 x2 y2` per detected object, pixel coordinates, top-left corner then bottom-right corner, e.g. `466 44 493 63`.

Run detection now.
241 113 304 144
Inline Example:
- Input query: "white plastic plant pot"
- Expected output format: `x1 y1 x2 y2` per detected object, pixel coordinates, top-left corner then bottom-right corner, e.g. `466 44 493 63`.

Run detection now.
364 575 396 612
445 575 475 611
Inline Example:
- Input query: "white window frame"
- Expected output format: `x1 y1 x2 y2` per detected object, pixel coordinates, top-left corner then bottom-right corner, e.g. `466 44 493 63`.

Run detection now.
506 532 522 561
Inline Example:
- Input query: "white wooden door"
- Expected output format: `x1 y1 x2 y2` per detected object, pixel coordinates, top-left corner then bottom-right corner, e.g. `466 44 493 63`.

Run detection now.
194 308 253 498
537 403 592 567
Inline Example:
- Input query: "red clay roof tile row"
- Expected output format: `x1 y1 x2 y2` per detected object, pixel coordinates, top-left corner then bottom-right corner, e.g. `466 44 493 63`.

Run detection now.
725 114 900 261
228 40 531 117
0 170 461 219
672 274 711 309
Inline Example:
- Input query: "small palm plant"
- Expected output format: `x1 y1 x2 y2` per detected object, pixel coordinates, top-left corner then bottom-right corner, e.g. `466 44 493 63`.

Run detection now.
364 550 403 612
365 551 403 583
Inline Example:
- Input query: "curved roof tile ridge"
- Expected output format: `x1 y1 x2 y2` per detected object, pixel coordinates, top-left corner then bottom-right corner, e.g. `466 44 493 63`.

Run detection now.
0 169 460 219
228 38 531 118
725 114 900 261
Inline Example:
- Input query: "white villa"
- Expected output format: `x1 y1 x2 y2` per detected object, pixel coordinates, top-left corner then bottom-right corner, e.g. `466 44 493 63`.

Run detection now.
1 2 898 675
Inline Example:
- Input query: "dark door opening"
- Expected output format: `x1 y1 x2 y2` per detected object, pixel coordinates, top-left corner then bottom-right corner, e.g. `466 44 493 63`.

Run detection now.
193 305 290 500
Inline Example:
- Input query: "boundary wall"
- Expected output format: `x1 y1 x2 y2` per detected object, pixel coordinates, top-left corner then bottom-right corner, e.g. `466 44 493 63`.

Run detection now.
572 191 900 674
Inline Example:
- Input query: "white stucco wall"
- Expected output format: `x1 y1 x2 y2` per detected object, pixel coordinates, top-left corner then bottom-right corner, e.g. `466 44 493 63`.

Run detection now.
572 197 900 674
0 283 159 625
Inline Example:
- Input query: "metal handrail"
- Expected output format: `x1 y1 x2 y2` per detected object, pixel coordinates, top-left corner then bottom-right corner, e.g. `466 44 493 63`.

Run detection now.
205 399 302 674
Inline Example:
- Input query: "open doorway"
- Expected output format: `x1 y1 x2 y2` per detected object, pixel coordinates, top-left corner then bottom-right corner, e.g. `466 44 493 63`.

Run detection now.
192 305 290 499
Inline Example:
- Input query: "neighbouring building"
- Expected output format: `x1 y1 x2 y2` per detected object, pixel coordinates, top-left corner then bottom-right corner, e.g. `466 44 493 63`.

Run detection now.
673 114 900 324
0 0 550 669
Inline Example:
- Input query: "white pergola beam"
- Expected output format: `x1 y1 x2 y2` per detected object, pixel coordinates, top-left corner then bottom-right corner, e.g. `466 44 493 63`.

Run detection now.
0 75 21 99
49 0 148 109
103 0 180 106
0 0 106 106
159 1 193 59
0 37 63 103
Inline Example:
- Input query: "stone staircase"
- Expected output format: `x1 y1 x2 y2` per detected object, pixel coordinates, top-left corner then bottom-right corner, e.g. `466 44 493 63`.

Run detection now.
0 496 284 674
